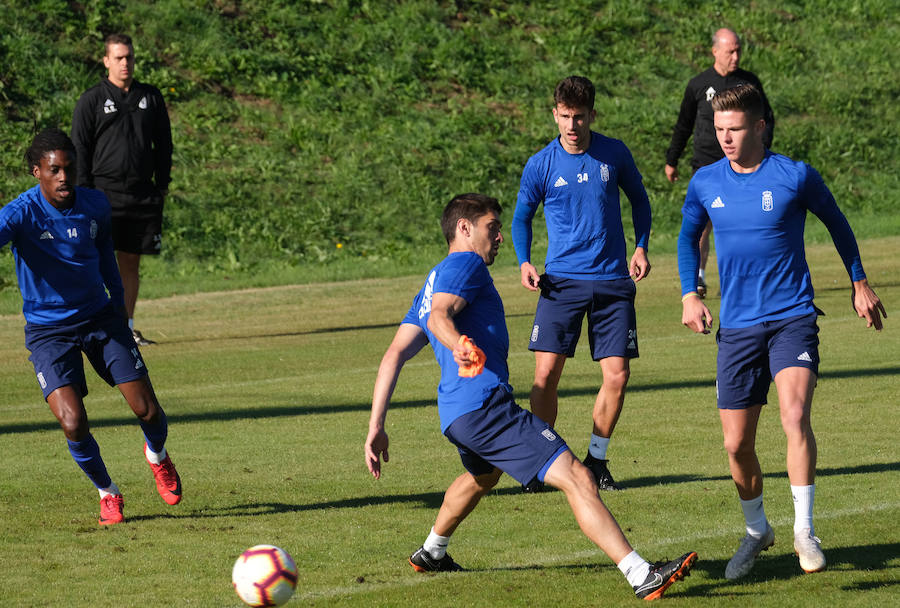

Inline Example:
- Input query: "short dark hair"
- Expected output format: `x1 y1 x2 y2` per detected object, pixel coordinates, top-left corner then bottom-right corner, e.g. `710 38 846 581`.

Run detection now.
25 128 75 172
441 194 502 245
711 84 764 121
554 76 595 110
105 33 133 52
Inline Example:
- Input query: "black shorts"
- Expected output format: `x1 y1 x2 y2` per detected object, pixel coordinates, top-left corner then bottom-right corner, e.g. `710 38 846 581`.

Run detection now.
106 190 164 255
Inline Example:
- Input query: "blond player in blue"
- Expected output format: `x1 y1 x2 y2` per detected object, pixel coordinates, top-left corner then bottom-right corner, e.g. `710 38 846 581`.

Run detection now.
0 129 182 525
678 85 885 580
365 194 695 601
513 76 652 491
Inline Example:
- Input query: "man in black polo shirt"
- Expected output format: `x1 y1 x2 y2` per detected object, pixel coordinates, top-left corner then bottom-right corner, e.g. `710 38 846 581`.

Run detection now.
665 28 774 298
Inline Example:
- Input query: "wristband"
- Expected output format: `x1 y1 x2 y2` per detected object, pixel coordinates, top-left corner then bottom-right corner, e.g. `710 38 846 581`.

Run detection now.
682 292 699 302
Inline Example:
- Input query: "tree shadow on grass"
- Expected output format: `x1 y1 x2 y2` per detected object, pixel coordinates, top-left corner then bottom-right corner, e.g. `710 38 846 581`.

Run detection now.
4 365 896 435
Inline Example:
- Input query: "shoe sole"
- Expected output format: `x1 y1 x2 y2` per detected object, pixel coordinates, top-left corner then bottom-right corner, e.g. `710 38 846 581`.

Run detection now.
99 517 124 525
409 558 427 573
643 552 697 601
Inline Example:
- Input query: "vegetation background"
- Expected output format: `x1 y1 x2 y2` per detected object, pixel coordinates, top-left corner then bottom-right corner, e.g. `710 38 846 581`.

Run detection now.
1 0 898 302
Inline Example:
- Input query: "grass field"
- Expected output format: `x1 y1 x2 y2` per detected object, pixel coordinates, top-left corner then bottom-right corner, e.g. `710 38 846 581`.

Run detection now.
0 237 897 606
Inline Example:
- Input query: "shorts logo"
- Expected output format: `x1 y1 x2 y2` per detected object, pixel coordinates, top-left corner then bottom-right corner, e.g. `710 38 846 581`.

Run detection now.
762 190 774 212
797 351 813 362
599 163 610 182
541 429 557 441
90 220 98 239
131 348 145 370
530 324 539 343
418 270 436 319
37 372 47 389
627 329 637 351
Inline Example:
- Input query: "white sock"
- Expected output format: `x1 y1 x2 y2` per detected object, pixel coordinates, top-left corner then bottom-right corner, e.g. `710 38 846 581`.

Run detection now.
99 482 121 498
618 550 651 587
588 434 610 460
128 318 134 330
144 443 167 465
698 268 706 281
423 527 450 559
740 494 769 537
791 484 815 534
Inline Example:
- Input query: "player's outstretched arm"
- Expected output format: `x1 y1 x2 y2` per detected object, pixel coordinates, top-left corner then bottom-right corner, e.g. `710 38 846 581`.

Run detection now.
851 279 887 331
520 261 541 291
682 293 713 334
630 247 651 282
366 323 428 479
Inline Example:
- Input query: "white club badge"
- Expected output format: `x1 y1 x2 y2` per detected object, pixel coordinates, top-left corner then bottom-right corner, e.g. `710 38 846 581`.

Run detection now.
599 163 610 182
762 190 774 212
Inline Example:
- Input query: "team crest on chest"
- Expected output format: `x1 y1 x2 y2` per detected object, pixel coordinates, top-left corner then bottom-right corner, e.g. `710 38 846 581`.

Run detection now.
762 190 774 212
90 220 98 239
599 163 610 182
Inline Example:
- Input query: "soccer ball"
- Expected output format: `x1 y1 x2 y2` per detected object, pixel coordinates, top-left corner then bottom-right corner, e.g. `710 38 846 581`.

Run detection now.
232 545 299 607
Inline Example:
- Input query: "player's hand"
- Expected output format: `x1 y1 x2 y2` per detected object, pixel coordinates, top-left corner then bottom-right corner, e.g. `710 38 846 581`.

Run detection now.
682 294 713 334
665 164 679 183
455 335 486 377
630 247 651 282
520 262 541 291
851 279 886 331
364 427 389 479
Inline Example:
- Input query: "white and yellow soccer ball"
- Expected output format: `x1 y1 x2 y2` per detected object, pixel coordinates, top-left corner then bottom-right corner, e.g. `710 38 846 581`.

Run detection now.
232 545 298 607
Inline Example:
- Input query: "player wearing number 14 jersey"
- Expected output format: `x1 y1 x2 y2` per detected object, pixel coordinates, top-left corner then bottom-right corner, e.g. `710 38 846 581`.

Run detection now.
0 128 182 526
512 76 652 491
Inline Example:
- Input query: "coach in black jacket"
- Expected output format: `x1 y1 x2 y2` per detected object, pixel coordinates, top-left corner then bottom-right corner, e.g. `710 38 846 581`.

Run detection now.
664 28 773 297
72 33 173 346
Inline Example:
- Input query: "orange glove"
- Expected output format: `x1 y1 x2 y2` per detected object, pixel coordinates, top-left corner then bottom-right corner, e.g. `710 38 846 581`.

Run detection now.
457 335 486 377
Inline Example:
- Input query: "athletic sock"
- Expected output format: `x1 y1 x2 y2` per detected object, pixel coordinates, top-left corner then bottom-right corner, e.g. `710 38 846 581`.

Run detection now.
423 527 450 559
740 494 769 537
140 406 168 455
588 434 610 460
698 268 706 281
618 550 651 587
99 482 121 499
790 484 815 534
67 434 112 490
144 443 168 465
128 318 134 330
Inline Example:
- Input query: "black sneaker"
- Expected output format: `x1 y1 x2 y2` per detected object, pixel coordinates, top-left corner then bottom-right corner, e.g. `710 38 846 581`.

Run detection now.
521 479 548 493
132 329 157 346
409 546 464 573
634 552 697 601
583 454 622 490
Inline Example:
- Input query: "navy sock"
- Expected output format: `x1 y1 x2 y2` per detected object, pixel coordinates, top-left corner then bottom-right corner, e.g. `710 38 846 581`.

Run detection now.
140 406 168 454
67 434 112 490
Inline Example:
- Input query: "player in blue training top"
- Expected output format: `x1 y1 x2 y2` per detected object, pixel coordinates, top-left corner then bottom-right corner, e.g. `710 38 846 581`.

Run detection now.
364 194 695 601
512 76 652 491
0 128 183 525
677 85 886 580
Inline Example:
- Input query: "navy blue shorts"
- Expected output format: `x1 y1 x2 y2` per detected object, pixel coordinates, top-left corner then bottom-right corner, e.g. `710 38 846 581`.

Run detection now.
443 387 569 486
528 275 638 360
25 305 149 399
716 313 820 410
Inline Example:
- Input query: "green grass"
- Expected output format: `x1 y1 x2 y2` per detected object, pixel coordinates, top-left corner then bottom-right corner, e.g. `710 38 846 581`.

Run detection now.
1 0 898 289
0 237 896 606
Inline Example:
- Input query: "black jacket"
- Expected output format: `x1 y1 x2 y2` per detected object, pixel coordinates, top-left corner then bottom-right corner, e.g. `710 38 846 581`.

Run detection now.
666 67 774 170
72 78 172 196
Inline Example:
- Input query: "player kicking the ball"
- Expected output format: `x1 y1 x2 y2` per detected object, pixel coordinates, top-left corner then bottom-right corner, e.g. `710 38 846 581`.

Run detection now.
678 84 885 579
0 129 182 525
365 193 696 600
